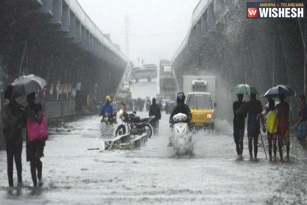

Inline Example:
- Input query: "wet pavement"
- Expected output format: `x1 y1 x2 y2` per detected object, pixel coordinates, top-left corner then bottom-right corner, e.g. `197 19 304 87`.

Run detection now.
1 79 307 204
0 112 307 205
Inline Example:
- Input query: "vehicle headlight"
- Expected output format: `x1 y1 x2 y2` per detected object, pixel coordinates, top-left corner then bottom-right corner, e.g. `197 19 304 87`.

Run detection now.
206 114 212 119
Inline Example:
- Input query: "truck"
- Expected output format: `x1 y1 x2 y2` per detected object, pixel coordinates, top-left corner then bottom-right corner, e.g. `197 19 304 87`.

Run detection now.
157 59 177 102
131 64 157 82
182 75 216 130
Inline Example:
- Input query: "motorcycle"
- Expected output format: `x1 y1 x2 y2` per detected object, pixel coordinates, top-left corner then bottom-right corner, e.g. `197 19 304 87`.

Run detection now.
169 113 194 156
100 112 117 137
115 109 154 138
100 112 117 125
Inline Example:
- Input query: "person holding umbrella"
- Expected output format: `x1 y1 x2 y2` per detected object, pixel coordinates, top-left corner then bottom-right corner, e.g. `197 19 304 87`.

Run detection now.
246 93 266 160
233 94 247 160
276 94 290 160
4 74 47 187
264 85 295 159
2 86 26 188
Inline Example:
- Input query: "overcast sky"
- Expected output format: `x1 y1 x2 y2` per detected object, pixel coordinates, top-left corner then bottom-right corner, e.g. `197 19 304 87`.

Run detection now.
77 0 200 65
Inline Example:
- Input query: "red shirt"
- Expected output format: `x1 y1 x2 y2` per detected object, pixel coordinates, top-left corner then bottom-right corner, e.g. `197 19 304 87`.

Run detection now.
276 101 289 135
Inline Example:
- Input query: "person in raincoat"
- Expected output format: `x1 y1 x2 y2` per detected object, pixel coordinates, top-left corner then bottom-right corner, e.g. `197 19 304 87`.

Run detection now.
149 97 161 135
293 94 307 148
246 93 266 160
233 94 247 160
169 92 191 124
100 95 115 123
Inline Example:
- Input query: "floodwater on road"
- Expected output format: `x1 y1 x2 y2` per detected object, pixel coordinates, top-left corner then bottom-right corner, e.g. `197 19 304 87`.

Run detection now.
1 112 307 205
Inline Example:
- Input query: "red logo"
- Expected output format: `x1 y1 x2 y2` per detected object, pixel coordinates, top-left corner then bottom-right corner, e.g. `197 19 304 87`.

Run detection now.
247 8 258 18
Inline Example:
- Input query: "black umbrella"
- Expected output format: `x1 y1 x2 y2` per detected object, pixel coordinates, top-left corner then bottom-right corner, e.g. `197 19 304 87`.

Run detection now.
8 74 47 98
263 85 296 98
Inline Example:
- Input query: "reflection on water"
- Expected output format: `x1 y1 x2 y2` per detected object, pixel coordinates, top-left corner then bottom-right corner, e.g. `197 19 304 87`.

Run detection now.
0 113 307 204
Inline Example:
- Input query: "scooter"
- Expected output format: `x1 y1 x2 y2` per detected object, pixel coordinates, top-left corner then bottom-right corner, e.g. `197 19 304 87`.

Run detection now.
169 113 193 156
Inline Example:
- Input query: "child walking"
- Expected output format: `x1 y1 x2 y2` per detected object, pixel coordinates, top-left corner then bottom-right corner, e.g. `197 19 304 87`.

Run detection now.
266 99 278 161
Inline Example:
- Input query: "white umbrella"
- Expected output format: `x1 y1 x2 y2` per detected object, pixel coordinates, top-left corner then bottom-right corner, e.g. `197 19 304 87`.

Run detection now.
9 74 47 98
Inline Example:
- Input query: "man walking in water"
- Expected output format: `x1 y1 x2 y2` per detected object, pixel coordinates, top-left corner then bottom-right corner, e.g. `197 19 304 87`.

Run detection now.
233 94 247 160
246 94 266 160
276 94 290 160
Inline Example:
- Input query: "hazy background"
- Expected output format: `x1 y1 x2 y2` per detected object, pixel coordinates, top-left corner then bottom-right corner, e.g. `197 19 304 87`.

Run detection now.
77 0 200 65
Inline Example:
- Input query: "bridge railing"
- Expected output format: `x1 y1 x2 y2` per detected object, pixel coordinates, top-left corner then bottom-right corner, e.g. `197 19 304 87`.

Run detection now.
63 0 127 61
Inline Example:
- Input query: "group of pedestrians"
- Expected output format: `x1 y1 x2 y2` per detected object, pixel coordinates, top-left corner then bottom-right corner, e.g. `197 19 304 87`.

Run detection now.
233 93 266 160
2 89 46 189
233 92 307 161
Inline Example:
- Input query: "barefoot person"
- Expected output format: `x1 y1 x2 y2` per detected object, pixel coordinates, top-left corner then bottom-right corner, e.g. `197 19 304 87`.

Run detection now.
265 99 278 161
246 94 266 160
276 94 290 159
233 94 247 159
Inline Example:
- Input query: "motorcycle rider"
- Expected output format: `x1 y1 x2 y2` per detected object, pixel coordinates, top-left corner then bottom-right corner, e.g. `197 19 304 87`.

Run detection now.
100 95 115 123
169 92 192 124
168 92 192 147
149 97 161 135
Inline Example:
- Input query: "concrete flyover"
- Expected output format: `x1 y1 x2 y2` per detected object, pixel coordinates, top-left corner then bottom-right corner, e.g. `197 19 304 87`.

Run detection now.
0 0 128 114
0 0 128 148
172 0 306 122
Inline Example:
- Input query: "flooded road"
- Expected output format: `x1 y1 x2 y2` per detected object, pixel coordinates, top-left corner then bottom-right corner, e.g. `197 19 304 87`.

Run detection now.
1 79 307 205
1 113 307 205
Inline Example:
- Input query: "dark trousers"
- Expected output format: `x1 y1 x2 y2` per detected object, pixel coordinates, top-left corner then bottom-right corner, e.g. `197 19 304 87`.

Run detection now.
30 159 42 187
27 140 45 187
6 142 23 187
